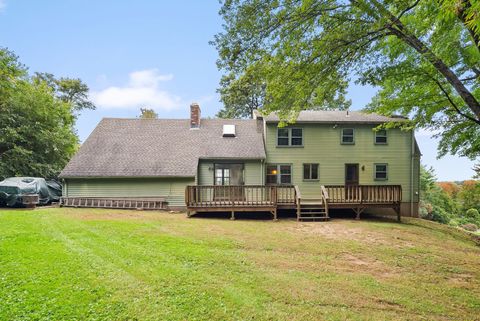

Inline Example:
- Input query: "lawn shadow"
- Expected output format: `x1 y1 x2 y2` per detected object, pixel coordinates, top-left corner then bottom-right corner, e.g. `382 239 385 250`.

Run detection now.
189 209 403 223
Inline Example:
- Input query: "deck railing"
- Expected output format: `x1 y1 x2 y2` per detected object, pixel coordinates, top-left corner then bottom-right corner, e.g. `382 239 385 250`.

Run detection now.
185 185 297 208
185 185 401 209
324 185 402 204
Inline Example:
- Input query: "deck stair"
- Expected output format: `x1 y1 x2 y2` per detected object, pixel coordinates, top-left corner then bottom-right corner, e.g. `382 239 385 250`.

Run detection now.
298 199 329 221
295 186 331 221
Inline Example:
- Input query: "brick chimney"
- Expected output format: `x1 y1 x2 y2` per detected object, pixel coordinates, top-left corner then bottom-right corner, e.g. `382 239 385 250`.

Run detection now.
190 103 201 129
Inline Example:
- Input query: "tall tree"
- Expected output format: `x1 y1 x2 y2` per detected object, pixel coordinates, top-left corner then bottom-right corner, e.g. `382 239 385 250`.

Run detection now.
213 0 480 157
33 72 95 112
139 108 158 119
216 71 266 118
0 48 92 179
419 165 459 223
459 180 480 211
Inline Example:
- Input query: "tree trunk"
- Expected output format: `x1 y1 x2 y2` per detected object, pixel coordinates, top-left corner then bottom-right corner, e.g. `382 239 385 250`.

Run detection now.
456 0 480 52
388 27 480 122
367 0 480 122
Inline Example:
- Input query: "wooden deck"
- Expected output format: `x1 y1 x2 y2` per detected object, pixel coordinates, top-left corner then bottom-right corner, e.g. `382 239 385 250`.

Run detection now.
185 184 402 221
185 185 294 220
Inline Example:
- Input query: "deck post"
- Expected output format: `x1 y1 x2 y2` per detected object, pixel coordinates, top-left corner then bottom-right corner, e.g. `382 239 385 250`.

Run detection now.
354 207 365 220
272 209 278 221
230 211 235 220
395 205 401 222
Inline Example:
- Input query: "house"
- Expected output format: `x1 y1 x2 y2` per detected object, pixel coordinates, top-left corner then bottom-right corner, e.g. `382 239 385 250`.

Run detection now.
60 103 421 220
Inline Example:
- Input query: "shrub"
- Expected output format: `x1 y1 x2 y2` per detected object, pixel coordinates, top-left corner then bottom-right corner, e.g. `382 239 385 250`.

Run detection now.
465 208 480 221
420 200 452 224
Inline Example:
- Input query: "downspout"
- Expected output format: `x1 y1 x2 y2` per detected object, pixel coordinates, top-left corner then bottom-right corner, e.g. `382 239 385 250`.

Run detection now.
410 130 414 217
261 159 264 185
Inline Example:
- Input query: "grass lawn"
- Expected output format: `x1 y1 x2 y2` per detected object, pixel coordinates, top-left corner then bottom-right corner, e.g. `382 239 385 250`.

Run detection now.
0 208 479 321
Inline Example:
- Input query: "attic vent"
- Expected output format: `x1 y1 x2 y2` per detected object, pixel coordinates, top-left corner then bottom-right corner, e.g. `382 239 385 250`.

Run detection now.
223 124 236 137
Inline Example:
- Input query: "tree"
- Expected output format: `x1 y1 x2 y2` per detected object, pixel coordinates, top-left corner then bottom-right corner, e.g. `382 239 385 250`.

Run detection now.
419 165 459 223
0 48 91 179
474 163 480 179
216 67 350 118
216 71 266 118
213 0 480 157
33 72 95 112
139 108 158 119
439 0 480 47
458 180 480 211
437 181 461 197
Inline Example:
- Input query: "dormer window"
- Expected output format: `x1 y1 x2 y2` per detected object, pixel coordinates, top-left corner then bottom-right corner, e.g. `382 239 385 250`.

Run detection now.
222 125 236 137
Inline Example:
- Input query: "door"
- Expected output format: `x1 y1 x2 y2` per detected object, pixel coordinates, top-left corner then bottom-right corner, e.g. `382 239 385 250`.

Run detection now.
214 163 244 201
345 164 359 201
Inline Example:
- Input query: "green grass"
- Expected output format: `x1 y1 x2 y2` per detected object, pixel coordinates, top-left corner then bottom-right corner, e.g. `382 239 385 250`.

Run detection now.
0 208 479 321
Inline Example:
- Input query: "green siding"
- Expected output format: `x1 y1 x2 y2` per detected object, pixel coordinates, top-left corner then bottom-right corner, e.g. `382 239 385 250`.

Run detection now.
64 177 194 207
265 123 418 201
197 161 211 185
197 160 263 185
245 161 263 185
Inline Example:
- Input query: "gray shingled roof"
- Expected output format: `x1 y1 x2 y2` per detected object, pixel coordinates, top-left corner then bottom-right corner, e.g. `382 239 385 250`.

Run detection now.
263 110 407 123
60 118 266 178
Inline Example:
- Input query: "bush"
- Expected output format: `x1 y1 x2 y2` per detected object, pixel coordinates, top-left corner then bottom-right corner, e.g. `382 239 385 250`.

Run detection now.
431 208 452 225
458 208 480 226
465 208 480 221
419 200 452 224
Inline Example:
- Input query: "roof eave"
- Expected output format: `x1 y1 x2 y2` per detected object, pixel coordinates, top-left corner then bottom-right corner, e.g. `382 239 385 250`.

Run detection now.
264 120 407 124
59 175 196 179
198 156 266 160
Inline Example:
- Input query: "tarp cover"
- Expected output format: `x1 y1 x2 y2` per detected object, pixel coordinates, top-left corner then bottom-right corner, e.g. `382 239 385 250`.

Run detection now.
0 177 62 207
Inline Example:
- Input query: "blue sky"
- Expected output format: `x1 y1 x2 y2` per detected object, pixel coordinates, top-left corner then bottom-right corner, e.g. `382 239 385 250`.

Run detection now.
0 0 477 181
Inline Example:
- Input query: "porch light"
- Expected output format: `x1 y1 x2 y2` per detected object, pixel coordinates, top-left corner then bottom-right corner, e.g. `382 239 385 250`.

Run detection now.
271 169 277 175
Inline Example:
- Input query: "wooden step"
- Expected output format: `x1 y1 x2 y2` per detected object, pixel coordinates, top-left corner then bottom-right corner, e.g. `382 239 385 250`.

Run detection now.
299 211 329 220
299 217 329 220
300 204 325 210
299 216 329 221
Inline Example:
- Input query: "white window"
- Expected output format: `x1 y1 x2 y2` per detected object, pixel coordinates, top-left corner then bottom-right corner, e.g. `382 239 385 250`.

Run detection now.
277 128 303 146
374 164 388 180
341 128 355 144
266 164 292 184
303 164 319 180
375 129 387 144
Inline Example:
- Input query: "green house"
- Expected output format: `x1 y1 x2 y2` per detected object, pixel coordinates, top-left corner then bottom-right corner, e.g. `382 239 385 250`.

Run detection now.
60 103 420 219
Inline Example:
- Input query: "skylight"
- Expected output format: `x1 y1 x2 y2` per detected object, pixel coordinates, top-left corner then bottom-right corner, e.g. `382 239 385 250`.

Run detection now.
222 124 236 137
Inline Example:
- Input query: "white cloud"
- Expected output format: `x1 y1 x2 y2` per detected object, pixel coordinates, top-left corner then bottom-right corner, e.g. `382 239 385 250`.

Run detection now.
91 69 181 111
0 0 6 12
